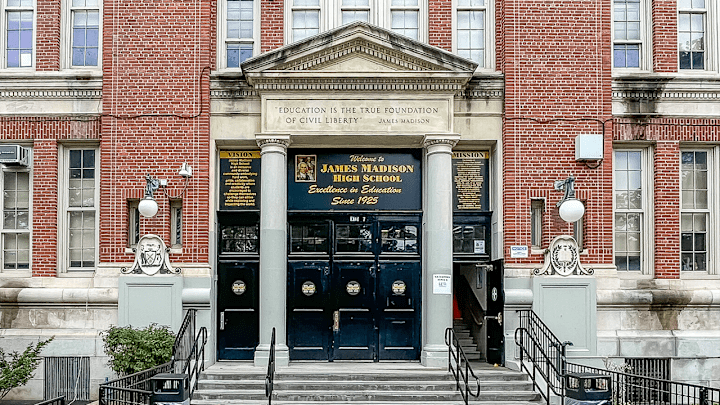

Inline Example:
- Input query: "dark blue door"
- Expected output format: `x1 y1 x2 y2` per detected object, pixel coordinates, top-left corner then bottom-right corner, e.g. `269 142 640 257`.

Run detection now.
217 261 259 360
287 261 331 360
377 261 421 360
287 215 421 361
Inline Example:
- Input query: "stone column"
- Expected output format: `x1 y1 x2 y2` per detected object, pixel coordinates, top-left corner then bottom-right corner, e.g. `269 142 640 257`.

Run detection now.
254 135 291 367
421 134 459 367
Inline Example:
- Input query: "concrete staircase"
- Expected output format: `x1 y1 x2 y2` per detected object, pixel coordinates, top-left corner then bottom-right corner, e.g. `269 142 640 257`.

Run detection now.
191 362 542 405
453 318 483 362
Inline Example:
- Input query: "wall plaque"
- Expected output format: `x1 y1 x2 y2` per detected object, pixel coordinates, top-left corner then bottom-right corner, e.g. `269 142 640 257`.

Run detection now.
452 151 490 211
220 151 261 210
288 150 421 211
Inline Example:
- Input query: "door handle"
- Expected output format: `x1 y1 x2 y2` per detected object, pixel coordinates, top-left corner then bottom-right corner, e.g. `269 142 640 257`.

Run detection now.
220 311 225 331
484 312 502 326
333 310 339 331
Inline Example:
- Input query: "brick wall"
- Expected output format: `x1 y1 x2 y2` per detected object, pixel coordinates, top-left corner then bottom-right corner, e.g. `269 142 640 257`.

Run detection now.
652 0 678 73
261 0 284 53
500 0 614 267
101 0 211 265
429 0 452 51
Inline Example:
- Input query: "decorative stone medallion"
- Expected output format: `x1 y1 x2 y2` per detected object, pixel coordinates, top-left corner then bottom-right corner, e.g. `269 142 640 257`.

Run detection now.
121 234 179 275
534 235 593 276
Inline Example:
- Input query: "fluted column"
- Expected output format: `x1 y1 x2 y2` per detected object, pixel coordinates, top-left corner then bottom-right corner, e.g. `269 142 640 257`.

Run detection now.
254 135 291 367
421 134 459 367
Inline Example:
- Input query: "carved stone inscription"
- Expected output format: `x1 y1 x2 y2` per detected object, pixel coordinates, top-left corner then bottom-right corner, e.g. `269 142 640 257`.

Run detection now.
265 99 450 133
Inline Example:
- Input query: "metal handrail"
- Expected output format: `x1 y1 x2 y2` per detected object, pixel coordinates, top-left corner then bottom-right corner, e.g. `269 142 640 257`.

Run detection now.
515 310 720 405
33 396 65 405
265 327 276 405
99 362 172 405
445 327 480 405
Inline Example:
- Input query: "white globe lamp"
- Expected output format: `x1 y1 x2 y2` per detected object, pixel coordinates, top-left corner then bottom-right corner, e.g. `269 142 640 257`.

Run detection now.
138 196 159 218
558 198 585 223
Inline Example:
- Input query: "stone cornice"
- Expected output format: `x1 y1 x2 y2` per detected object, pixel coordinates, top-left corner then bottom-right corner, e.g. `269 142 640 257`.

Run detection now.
0 73 103 100
612 77 720 101
247 76 470 92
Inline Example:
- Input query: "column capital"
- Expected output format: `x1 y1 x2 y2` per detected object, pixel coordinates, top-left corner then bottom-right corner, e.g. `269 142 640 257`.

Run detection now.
256 134 292 150
422 134 460 150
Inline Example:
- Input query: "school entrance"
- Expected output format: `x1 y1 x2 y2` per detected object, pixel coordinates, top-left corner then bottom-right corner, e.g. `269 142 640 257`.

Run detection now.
287 213 421 361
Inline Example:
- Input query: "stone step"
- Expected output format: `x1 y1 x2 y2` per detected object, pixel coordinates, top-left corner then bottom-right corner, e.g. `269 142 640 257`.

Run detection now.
193 401 543 405
198 379 533 392
200 369 528 382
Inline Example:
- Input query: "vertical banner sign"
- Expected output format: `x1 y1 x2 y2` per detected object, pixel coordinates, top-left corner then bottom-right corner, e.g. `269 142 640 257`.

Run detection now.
219 151 261 210
452 151 490 211
288 151 421 211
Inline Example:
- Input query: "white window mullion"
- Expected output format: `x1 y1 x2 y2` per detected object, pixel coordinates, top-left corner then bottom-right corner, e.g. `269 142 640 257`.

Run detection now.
680 149 710 273
614 149 649 274
291 0 321 42
678 0 707 70
63 147 98 273
389 0 419 40
69 0 100 67
1 168 31 272
5 0 35 68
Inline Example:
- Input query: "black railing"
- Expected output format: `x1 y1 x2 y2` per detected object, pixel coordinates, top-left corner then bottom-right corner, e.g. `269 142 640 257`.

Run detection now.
99 309 207 405
265 327 277 405
172 309 207 397
566 362 720 405
516 310 720 405
515 309 571 404
33 396 65 405
99 362 173 405
445 327 480 405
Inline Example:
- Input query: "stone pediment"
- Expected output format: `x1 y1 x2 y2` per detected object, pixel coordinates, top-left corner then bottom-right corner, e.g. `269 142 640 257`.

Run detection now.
241 22 477 91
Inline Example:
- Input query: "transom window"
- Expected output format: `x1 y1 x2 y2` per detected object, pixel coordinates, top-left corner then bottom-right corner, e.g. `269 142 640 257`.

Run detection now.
221 224 259 253
678 0 706 70
381 224 417 253
680 150 709 272
453 224 486 254
4 0 34 68
291 223 329 253
336 224 373 253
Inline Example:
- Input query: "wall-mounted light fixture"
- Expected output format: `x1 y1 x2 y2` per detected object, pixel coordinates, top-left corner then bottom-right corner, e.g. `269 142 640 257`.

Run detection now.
138 163 193 218
554 176 585 223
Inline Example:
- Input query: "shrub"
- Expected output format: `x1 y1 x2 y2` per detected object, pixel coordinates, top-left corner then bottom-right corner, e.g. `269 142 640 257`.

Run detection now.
0 337 54 400
101 324 175 376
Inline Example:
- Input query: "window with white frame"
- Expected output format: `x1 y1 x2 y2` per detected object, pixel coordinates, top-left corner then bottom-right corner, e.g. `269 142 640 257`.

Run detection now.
341 0 370 24
390 0 419 40
284 0 427 44
613 0 642 68
127 199 139 248
170 199 182 247
678 0 707 70
291 0 321 42
680 150 710 272
67 0 99 68
62 147 98 272
219 0 258 69
3 0 34 68
455 0 488 67
530 199 543 249
614 150 651 273
2 165 31 272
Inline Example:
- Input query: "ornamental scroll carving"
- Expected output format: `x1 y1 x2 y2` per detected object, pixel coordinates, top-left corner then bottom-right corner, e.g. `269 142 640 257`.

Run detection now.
534 235 593 276
121 234 180 275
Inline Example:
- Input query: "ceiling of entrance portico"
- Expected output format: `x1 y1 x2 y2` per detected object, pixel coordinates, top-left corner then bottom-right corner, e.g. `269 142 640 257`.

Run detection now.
241 22 478 89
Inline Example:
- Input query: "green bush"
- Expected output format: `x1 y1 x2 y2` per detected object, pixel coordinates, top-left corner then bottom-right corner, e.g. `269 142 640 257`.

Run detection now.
101 324 175 376
0 337 54 400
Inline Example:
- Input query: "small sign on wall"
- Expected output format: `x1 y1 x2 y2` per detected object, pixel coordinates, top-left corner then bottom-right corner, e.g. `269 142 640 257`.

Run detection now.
510 245 529 258
433 274 452 295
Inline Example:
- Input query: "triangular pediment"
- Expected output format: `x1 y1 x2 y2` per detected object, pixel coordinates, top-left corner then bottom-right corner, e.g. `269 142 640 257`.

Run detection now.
242 22 477 76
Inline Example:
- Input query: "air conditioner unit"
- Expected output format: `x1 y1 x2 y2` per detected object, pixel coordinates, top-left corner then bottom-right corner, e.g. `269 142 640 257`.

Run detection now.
0 145 30 166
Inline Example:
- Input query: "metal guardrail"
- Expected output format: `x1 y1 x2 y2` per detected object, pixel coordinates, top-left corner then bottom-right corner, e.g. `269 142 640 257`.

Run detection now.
445 327 480 405
567 362 720 405
515 309 570 405
265 327 276 405
515 309 720 405
33 396 66 405
98 309 207 405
